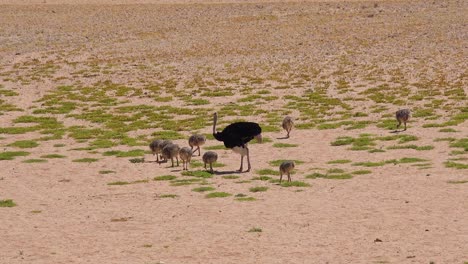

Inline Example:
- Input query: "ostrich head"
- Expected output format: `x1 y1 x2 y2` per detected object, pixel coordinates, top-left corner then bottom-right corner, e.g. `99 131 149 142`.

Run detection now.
255 134 262 143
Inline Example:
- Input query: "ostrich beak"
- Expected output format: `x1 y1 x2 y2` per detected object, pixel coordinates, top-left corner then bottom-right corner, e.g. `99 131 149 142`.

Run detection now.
255 134 262 143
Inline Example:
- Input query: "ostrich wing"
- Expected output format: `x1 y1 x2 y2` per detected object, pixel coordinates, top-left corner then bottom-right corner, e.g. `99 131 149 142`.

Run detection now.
221 122 261 148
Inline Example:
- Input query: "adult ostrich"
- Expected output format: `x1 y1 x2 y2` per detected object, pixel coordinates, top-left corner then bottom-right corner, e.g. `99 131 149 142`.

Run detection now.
212 112 262 172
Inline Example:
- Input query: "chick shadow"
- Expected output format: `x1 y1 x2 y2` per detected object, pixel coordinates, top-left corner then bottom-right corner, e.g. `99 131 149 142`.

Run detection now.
390 129 406 134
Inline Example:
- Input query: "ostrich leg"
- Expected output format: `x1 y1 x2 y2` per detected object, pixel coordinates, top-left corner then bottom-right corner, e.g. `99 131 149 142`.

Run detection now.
245 147 251 172
238 155 244 172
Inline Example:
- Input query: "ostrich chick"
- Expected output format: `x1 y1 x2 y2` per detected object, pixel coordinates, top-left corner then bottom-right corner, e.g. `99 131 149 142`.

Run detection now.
149 139 164 162
202 151 218 173
179 147 193 170
188 134 206 156
161 143 180 167
396 109 411 131
282 116 294 138
279 161 295 183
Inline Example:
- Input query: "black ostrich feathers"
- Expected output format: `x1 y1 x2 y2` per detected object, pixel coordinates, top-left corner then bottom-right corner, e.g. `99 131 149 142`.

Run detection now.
213 122 262 148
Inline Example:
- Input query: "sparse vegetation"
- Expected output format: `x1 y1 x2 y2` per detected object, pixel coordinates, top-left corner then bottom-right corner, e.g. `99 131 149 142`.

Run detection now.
154 175 177 181
192 186 215 192
205 192 232 198
0 199 17 207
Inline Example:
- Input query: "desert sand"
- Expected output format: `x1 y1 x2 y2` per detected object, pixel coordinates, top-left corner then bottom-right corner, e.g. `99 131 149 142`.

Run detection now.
0 0 467 263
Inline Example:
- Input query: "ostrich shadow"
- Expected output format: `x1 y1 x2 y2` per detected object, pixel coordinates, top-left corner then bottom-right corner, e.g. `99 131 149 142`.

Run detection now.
212 170 243 175
276 136 290 140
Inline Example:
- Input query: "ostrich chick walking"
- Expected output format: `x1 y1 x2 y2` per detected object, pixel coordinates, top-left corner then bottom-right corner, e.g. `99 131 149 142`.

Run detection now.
161 143 180 167
212 112 262 172
202 151 218 173
282 116 294 138
149 139 164 162
279 161 295 183
179 147 193 170
189 134 206 156
396 109 411 131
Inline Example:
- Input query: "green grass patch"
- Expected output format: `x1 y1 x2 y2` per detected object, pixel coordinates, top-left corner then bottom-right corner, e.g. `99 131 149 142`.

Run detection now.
8 140 39 148
73 158 99 163
192 186 215 192
151 130 185 140
327 168 345 174
99 170 116 174
249 186 268 192
108 179 149 185
103 149 146 157
445 161 468 169
181 170 213 178
205 192 232 198
272 143 298 148
352 161 386 167
397 157 428 163
306 173 352 180
22 159 47 163
327 159 351 164
170 178 202 186
236 197 256 201
41 154 66 159
154 175 177 181
0 199 16 207
204 145 226 150
352 170 372 175
0 151 30 160
447 180 468 184
256 169 279 176
251 176 272 181
280 181 311 187
439 128 458 133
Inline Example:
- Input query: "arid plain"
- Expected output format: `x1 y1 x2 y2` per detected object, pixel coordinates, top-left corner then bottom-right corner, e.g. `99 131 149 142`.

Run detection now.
0 0 467 263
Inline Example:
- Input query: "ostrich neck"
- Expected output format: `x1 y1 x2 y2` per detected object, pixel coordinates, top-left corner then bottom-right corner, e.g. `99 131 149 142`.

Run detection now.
212 115 218 135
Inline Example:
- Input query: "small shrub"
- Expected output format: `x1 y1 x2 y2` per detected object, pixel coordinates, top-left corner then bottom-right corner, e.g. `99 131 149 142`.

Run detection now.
99 170 116 174
248 227 262 232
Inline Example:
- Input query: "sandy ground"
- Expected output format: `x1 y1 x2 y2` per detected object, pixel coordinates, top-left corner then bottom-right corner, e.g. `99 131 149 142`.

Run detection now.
0 0 467 263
